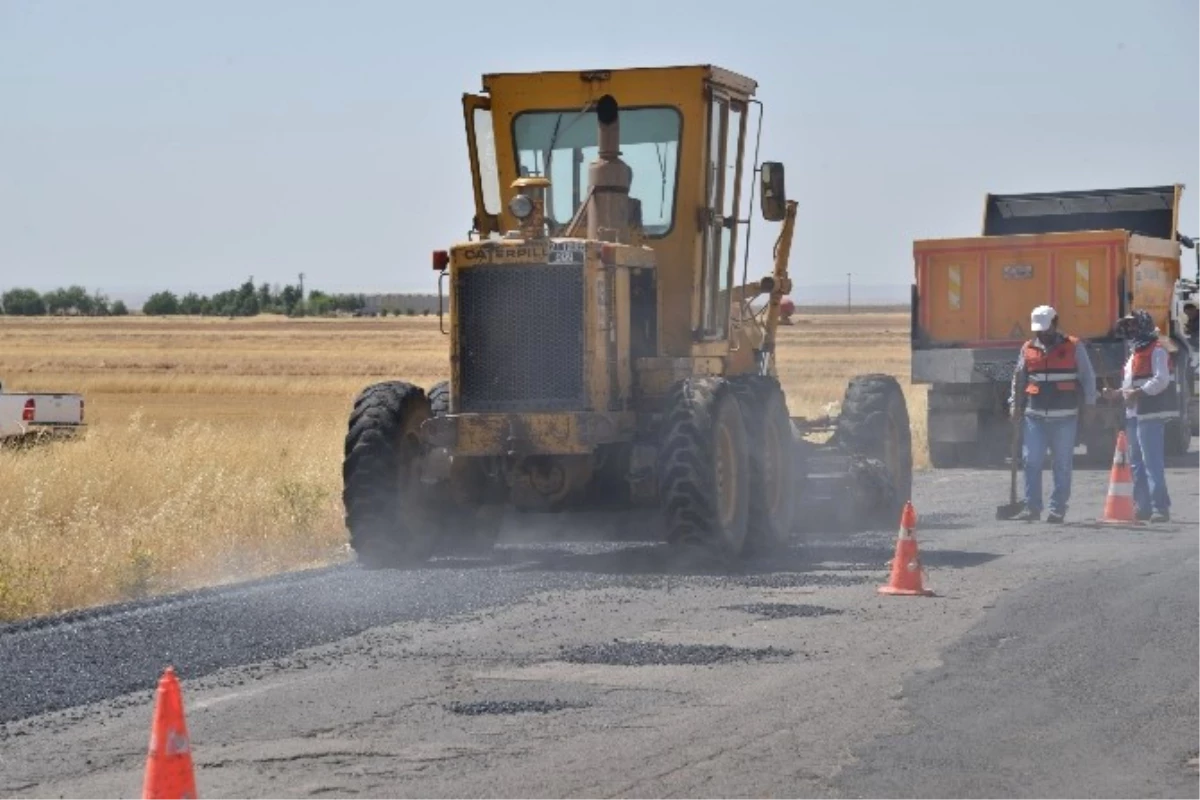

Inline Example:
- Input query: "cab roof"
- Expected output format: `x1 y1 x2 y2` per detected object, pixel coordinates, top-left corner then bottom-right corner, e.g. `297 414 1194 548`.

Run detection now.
480 64 758 98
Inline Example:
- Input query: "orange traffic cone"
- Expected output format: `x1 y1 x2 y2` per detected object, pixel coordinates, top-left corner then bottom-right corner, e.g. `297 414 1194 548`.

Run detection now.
1098 430 1140 525
142 667 198 799
878 501 934 596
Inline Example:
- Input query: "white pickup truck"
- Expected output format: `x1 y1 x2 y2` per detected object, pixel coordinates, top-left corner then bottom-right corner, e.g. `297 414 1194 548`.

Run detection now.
0 380 86 444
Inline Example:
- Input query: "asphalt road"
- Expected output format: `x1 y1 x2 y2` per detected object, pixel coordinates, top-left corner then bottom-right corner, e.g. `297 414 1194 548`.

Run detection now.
1 446 1196 798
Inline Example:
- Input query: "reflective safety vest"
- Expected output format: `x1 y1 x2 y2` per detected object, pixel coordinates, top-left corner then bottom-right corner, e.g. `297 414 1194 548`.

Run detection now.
1023 335 1081 418
1129 342 1178 420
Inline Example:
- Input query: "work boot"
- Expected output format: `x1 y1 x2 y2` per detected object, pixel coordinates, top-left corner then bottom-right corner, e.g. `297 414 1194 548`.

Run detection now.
1046 511 1065 524
1135 508 1152 522
1150 511 1171 523
1016 508 1041 522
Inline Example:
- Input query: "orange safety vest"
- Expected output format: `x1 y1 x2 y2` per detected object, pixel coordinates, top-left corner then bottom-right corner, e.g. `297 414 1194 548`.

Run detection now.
1129 342 1178 420
1023 335 1081 418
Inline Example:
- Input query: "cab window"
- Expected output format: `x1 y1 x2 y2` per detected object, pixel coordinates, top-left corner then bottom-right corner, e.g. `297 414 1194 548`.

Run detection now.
512 106 682 236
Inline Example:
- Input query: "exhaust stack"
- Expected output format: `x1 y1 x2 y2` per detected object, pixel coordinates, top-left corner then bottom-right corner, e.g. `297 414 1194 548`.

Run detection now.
587 94 635 243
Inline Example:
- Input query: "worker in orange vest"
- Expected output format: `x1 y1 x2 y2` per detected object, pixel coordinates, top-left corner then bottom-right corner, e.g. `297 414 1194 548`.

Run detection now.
1008 305 1097 523
1102 309 1175 522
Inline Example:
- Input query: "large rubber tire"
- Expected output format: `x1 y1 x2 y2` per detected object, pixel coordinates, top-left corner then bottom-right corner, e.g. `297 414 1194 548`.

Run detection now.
658 377 751 559
833 374 913 523
1082 428 1116 466
928 441 965 468
1166 360 1192 456
1190 356 1199 435
731 376 796 554
427 380 503 556
428 380 450 416
1166 420 1189 455
342 381 438 568
925 400 969 468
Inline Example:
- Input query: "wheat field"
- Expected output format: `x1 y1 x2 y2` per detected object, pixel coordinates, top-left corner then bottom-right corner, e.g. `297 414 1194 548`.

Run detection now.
0 312 923 621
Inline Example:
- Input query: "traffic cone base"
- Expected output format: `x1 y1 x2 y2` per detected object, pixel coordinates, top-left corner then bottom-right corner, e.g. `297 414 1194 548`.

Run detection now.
142 666 198 800
878 501 934 597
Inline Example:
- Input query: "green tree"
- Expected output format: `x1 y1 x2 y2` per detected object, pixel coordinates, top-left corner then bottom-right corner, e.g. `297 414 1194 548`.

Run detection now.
143 291 180 316
66 285 93 315
235 279 259 316
91 290 110 316
43 285 95 315
110 299 129 316
280 284 300 315
179 292 205 315
208 289 237 316
307 292 333 316
42 288 67 314
2 288 46 315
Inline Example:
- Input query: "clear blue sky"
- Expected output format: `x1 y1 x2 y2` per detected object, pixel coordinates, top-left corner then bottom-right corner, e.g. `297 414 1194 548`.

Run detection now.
2 0 1197 299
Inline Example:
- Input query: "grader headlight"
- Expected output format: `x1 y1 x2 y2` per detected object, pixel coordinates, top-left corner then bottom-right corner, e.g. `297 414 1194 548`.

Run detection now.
509 176 551 239
508 193 534 220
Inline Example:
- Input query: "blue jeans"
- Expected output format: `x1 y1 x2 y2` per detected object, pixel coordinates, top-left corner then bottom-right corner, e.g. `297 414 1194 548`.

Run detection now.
1022 415 1078 515
1126 417 1171 516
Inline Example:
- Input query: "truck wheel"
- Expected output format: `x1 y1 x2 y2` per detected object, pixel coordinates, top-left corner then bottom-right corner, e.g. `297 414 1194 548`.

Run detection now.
979 414 1013 468
1165 421 1187 456
427 380 503 556
1190 367 1200 434
834 374 913 522
659 377 751 559
924 399 974 468
1166 361 1192 456
1083 430 1117 466
342 381 438 568
731 377 796 554
928 441 963 468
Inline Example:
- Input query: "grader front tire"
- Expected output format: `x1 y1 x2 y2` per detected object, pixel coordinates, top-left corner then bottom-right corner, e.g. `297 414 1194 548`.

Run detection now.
342 381 438 568
658 378 751 559
426 379 503 557
732 377 796 553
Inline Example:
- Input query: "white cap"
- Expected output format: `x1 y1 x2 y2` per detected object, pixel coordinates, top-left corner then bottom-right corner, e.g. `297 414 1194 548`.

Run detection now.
1030 304 1057 332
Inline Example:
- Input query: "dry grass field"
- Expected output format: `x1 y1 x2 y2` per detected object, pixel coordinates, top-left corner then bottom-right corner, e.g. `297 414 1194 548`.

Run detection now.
0 312 922 621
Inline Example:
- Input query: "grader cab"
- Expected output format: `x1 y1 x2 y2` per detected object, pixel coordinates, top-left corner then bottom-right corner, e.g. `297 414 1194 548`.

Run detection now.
342 64 913 567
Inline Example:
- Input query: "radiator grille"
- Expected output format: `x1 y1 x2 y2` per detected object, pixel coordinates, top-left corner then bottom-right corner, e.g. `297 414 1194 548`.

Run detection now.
456 265 586 412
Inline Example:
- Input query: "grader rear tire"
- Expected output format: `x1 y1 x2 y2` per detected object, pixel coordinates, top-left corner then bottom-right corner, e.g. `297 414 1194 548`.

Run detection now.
731 377 796 553
342 381 438 568
658 378 751 559
834 374 913 524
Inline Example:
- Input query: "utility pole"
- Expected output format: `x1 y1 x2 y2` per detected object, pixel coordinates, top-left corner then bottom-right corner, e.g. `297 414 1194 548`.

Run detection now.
846 272 852 314
298 272 306 312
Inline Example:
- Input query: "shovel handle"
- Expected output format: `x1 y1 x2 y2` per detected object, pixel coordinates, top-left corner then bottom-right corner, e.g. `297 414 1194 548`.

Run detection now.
1008 400 1023 504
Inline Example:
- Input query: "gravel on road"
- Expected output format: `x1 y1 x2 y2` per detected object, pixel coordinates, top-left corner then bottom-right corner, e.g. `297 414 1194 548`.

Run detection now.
0 449 1195 799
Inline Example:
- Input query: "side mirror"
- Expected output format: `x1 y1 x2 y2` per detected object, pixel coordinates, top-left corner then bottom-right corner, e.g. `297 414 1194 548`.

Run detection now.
760 161 787 222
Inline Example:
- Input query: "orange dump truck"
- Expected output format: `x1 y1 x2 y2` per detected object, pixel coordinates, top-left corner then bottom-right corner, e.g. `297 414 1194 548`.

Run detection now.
911 184 1194 466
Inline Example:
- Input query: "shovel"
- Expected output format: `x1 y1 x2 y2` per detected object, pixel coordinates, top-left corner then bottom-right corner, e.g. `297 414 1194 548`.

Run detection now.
996 397 1026 520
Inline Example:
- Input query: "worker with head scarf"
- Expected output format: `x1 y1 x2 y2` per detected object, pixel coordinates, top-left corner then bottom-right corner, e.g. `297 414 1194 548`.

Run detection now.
1008 305 1097 523
1102 309 1176 522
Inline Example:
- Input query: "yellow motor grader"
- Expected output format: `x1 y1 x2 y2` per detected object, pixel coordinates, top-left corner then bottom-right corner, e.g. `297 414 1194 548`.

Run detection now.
342 64 913 566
